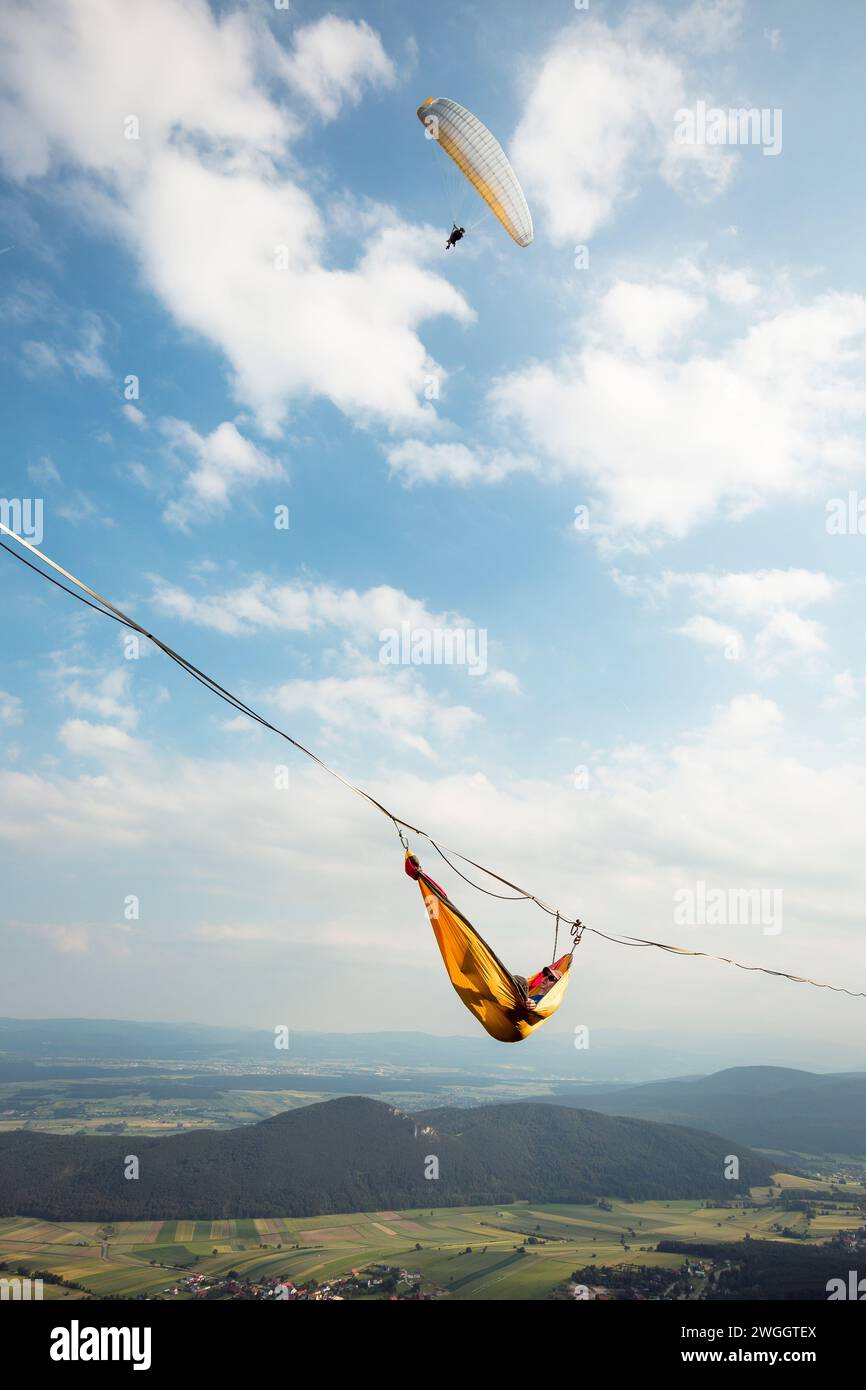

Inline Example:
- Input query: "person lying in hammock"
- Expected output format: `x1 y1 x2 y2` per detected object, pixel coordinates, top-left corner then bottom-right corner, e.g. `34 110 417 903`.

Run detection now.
446 224 466 250
513 964 563 1009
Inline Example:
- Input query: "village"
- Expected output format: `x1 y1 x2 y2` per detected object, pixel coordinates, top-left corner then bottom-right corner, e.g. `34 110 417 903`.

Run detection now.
559 1257 721 1301
158 1263 439 1301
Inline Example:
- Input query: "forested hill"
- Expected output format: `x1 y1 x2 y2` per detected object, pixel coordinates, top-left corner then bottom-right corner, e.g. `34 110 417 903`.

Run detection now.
0 1097 771 1221
539 1067 866 1154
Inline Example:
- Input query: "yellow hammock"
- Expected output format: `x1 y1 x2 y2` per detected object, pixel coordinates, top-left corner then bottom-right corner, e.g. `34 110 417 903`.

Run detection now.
405 851 574 1043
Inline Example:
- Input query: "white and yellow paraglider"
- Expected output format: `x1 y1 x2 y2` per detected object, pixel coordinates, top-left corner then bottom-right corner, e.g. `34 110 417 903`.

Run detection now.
417 97 533 250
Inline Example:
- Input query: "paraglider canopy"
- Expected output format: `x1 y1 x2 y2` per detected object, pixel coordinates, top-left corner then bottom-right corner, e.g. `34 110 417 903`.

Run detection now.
417 96 534 248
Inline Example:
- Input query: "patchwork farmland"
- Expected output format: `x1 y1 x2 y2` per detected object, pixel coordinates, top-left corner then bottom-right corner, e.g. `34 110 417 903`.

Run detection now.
1 1182 863 1301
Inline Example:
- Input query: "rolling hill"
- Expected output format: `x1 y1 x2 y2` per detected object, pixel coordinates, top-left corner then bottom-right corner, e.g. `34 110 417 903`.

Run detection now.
0 1096 771 1221
542 1067 866 1154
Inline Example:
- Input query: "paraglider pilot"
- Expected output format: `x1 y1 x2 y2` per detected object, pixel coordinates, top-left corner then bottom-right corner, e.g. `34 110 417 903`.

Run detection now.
445 223 465 250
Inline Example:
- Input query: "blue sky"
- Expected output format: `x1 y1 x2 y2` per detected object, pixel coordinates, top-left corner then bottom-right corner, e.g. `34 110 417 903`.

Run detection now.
2 0 866 1065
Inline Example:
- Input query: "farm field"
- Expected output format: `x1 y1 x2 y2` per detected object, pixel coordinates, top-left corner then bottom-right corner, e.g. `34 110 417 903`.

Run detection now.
2 1177 863 1301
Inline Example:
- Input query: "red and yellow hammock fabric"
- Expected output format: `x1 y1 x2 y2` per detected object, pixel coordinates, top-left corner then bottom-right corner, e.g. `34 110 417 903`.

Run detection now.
405 852 573 1043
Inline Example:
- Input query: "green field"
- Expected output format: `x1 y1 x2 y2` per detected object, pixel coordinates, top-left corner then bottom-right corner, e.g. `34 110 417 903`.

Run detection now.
1 1176 863 1301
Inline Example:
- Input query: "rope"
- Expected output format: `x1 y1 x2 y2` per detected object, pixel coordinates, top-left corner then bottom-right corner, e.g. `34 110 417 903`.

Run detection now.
463 206 493 234
430 839 526 901
430 137 460 232
2 521 864 1001
0 532 404 833
584 925 866 1000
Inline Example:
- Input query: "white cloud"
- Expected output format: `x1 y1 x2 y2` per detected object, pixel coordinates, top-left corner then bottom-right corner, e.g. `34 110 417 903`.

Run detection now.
511 14 736 245
55 490 115 527
65 311 109 378
631 568 838 617
33 923 91 954
492 275 866 544
123 403 146 429
21 339 60 374
598 281 706 357
386 440 535 487
485 669 522 695
0 1 470 433
20 311 109 380
824 670 864 709
192 919 398 951
62 669 137 730
618 567 838 672
715 267 760 305
270 668 479 760
160 418 284 529
277 15 396 121
149 574 470 642
663 0 746 53
679 614 743 660
137 562 513 742
59 719 144 757
26 455 60 484
753 609 827 664
0 691 24 726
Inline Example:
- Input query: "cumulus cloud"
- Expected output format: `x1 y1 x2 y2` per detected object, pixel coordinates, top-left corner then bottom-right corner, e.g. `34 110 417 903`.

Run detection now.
148 574 471 642
616 567 838 671
146 571 509 695
623 567 838 617
269 667 480 760
824 670 863 709
679 614 744 661
597 281 706 357
59 719 145 757
715 267 760 305
511 9 738 245
277 15 396 121
485 669 522 695
0 0 469 433
386 440 536 487
160 418 284 529
492 272 866 545
61 669 138 730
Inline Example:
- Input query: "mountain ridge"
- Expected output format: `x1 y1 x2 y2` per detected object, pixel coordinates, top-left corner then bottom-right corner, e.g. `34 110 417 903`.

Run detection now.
537 1067 866 1153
